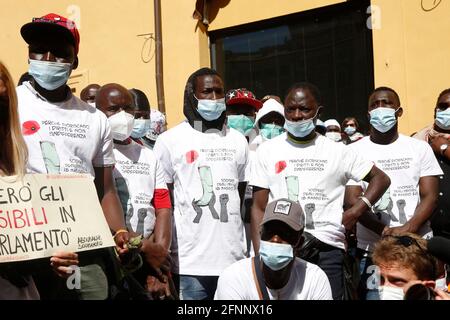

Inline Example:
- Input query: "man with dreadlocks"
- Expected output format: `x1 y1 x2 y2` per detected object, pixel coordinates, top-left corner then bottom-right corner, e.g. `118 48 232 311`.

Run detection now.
153 68 249 300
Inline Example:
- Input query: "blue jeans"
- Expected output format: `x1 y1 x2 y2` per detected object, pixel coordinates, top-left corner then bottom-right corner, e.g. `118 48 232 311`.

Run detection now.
357 250 380 300
179 275 218 300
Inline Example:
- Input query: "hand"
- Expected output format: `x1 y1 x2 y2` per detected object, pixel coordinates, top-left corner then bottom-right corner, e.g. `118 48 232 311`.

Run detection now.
429 135 449 155
146 274 171 300
380 225 390 237
382 223 413 236
114 230 130 255
434 289 450 300
342 208 361 231
141 240 170 270
50 251 79 278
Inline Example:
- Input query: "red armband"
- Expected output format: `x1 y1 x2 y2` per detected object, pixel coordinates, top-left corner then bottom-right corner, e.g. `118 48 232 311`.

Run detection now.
154 189 171 209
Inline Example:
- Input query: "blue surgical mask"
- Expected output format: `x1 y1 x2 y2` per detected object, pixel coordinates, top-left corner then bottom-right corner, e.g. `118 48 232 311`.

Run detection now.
344 126 356 136
28 59 72 91
260 123 284 140
194 96 226 121
284 118 316 138
259 240 294 271
435 108 450 130
131 119 152 139
369 107 399 133
227 115 254 136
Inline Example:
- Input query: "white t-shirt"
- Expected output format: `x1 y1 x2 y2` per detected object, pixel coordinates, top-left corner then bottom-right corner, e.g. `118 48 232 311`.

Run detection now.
348 135 443 252
17 82 115 177
112 141 168 238
153 121 248 276
250 133 374 250
214 257 332 300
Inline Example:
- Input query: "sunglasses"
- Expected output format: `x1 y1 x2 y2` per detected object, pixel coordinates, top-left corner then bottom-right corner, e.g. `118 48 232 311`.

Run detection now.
383 235 425 250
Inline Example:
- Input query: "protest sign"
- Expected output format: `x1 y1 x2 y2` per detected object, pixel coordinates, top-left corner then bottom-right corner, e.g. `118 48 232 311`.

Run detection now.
0 174 115 263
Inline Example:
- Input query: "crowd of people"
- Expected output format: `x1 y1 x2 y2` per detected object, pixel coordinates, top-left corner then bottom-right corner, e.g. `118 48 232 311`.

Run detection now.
0 12 449 301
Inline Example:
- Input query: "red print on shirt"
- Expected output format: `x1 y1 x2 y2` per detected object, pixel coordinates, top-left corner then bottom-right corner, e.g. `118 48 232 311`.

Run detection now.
22 120 41 136
186 150 199 164
275 161 287 174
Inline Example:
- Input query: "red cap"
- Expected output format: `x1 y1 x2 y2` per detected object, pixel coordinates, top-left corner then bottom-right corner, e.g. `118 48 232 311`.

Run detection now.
226 88 263 111
21 13 80 55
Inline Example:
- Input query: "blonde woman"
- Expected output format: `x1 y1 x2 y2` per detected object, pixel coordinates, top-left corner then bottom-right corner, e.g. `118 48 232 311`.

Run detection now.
0 62 78 299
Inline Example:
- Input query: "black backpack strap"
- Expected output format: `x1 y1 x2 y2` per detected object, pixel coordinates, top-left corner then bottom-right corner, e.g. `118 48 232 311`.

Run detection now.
251 256 270 300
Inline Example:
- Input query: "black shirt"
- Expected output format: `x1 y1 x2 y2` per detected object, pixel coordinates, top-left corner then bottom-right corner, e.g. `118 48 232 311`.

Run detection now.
431 154 450 239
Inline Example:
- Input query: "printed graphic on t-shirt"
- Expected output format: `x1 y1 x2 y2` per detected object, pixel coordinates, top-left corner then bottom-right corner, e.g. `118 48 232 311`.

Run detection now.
23 120 62 174
377 157 413 171
276 159 330 230
40 141 60 174
186 148 240 224
115 175 154 236
22 119 93 174
117 159 152 175
374 194 409 225
288 158 328 172
192 165 221 223
304 203 316 230
115 177 133 230
373 157 417 225
285 176 299 202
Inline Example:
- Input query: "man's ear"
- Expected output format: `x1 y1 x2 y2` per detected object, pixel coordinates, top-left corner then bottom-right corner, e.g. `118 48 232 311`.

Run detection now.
396 107 403 118
72 56 79 70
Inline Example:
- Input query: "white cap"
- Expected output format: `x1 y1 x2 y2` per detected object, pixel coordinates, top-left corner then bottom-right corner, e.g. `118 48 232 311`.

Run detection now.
324 119 341 129
254 98 285 128
145 109 167 141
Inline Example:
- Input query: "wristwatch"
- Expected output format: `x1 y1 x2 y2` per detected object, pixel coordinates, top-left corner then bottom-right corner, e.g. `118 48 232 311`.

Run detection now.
440 143 449 156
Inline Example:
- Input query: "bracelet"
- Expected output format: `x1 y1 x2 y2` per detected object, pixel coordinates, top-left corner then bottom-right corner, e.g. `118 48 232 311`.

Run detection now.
358 196 373 210
113 229 128 238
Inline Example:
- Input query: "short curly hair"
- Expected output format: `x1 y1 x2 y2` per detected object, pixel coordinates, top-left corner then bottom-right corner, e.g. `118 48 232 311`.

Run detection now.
372 233 437 281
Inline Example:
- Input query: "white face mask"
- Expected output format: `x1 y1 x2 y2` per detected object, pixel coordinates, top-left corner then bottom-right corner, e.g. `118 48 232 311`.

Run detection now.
88 102 96 108
325 132 342 142
379 285 404 300
435 277 448 292
435 268 448 292
108 111 135 141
